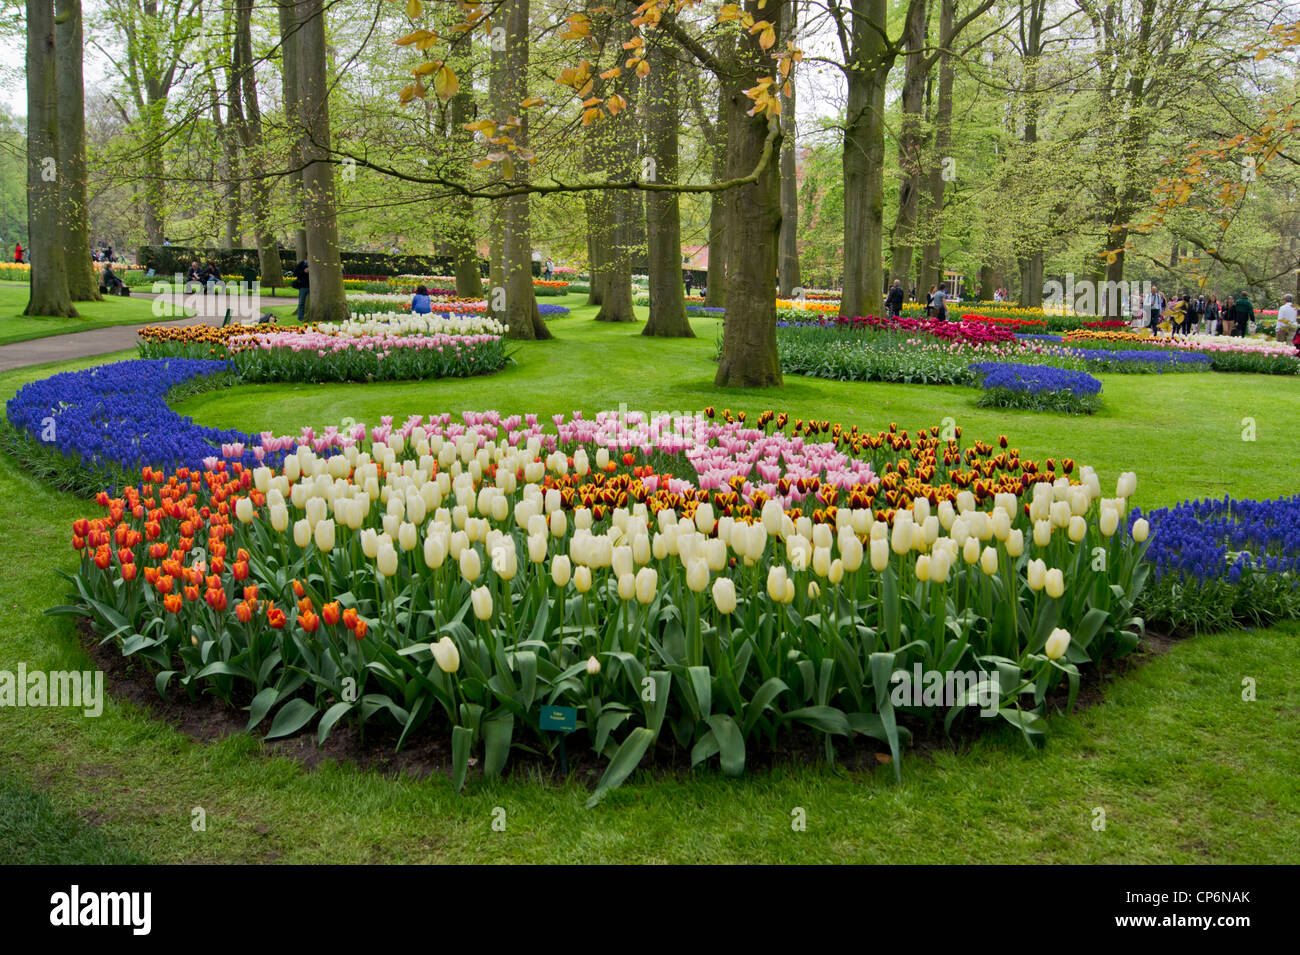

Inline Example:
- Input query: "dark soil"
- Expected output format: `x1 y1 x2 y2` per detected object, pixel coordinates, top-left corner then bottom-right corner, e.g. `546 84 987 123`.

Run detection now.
78 617 1176 790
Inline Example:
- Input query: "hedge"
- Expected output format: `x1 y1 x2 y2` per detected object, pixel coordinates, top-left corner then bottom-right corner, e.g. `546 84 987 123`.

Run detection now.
137 246 492 281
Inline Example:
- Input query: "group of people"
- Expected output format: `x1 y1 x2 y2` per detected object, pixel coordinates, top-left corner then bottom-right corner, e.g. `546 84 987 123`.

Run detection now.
884 279 954 321
185 261 227 294
1140 287 1265 338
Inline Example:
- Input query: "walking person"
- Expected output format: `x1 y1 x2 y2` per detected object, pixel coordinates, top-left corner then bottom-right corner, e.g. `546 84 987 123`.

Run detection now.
13 242 22 264
932 284 949 321
292 258 310 323
1276 294 1297 344
1205 295 1221 335
885 278 905 318
1228 290 1254 337
1145 285 1165 335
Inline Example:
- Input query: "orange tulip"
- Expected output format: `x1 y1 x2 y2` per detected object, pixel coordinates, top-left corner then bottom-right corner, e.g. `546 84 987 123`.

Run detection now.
121 563 138 582
322 601 341 626
353 619 368 640
242 584 258 602
163 593 183 613
342 607 359 631
266 602 286 629
292 579 306 598
236 600 254 624
299 610 320 633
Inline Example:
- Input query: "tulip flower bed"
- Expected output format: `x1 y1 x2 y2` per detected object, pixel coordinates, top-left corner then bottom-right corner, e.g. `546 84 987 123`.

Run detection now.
969 362 1103 414
346 295 572 320
57 409 1152 801
137 321 510 384
776 323 1078 386
1134 494 1300 634
315 313 507 339
221 330 510 383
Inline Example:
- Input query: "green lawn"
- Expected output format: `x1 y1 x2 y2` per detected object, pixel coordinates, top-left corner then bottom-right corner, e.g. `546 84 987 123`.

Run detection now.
2 302 1299 863
178 294 1300 507
0 284 181 346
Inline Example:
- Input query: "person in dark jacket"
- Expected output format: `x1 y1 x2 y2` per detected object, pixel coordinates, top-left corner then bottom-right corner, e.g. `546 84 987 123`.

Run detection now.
885 279 905 318
101 262 124 293
1204 295 1221 335
292 260 310 323
1229 292 1254 337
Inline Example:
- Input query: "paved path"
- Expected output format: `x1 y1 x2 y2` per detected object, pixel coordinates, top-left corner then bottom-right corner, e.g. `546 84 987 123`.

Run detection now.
0 288 274 373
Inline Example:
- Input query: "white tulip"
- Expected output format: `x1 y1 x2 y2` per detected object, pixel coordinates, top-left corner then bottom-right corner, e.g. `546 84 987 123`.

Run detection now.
1045 628 1071 661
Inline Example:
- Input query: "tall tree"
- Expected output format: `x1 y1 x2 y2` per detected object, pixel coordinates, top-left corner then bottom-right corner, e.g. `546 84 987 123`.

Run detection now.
918 0 955 292
496 0 551 339
25 0 77 317
777 1 801 296
887 0 930 289
274 0 307 258
99 0 201 245
448 56 483 299
55 0 99 300
593 13 640 324
705 0 784 386
233 0 282 286
642 30 693 337
296 0 347 321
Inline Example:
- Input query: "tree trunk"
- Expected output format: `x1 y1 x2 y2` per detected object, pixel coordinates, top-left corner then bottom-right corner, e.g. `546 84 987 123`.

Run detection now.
584 196 606 306
275 0 308 258
235 0 282 287
594 16 639 324
977 264 994 301
142 93 166 246
714 0 783 388
777 2 802 297
840 0 887 319
888 0 928 289
55 0 98 301
25 0 77 318
704 35 734 308
449 62 483 299
919 0 954 298
643 32 692 338
496 0 550 339
296 0 347 321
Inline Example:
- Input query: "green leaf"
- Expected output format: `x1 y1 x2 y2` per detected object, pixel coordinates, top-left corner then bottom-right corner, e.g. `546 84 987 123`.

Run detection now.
586 727 654 808
783 705 850 735
706 714 745 776
742 677 789 735
482 714 515 777
246 686 280 732
264 698 317 740
317 701 355 744
451 724 473 793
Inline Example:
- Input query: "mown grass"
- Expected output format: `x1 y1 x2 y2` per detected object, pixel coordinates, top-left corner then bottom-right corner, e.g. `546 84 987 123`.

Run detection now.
177 294 1300 507
2 302 1299 862
0 284 182 346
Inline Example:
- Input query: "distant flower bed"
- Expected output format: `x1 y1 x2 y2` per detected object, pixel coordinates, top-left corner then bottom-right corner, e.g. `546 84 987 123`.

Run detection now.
224 330 509 383
969 362 1102 414
138 315 511 383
